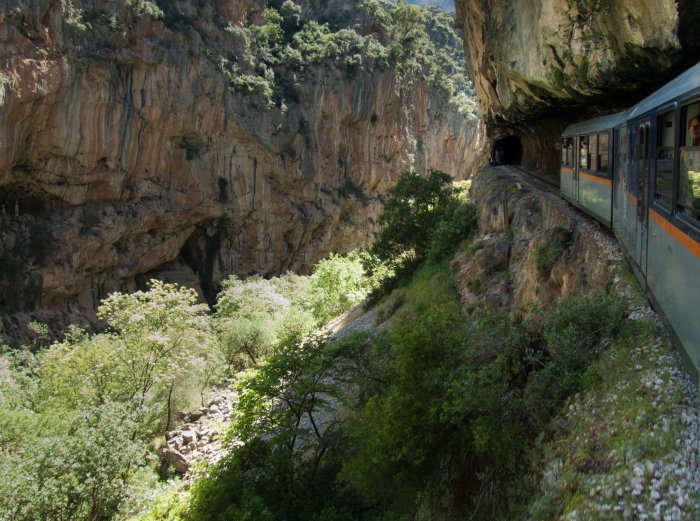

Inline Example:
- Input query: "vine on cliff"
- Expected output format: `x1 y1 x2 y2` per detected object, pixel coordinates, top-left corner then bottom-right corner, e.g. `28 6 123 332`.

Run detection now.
563 0 613 85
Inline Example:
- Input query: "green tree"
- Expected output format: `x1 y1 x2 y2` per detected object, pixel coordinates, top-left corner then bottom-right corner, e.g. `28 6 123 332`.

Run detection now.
372 170 459 262
40 281 221 434
0 402 152 521
184 334 371 521
307 252 368 325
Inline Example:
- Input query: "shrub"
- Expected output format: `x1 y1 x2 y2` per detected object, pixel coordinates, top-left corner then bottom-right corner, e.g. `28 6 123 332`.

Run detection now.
184 334 371 521
218 316 276 368
307 252 369 325
40 281 221 434
126 0 163 19
372 170 454 261
0 402 153 521
535 242 564 278
525 292 626 427
427 199 477 261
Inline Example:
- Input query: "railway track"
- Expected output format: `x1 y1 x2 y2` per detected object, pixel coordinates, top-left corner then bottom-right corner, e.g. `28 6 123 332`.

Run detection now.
498 164 559 193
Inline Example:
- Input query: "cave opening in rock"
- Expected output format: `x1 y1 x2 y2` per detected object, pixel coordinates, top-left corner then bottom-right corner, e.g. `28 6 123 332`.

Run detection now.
492 135 523 165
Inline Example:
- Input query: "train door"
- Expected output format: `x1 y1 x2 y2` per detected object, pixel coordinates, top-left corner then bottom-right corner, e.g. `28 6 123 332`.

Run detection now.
635 120 651 276
625 125 638 255
572 136 582 202
613 126 629 248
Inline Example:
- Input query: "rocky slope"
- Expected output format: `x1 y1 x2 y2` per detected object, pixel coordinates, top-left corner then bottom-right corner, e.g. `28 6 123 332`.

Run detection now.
454 167 699 519
454 0 700 174
0 0 479 341
453 165 618 315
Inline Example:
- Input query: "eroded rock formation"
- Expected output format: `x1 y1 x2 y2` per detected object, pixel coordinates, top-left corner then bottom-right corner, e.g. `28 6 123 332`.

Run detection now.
455 0 700 174
0 0 479 341
453 166 621 313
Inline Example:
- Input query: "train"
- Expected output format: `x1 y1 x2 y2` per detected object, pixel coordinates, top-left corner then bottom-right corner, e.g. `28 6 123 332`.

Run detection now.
560 61 700 385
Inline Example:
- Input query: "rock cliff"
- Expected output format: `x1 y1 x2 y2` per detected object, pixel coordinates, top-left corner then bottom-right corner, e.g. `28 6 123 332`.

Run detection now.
0 0 478 340
453 166 620 314
454 0 700 174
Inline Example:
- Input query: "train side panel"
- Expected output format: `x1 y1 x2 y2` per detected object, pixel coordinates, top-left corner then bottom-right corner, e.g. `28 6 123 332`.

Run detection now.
560 166 574 202
646 211 700 382
578 172 612 226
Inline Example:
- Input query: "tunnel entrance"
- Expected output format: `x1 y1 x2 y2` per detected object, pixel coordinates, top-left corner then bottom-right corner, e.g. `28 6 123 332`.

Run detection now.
492 135 523 165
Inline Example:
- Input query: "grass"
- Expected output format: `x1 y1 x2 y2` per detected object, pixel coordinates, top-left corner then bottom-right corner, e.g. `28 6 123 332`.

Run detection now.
526 304 700 520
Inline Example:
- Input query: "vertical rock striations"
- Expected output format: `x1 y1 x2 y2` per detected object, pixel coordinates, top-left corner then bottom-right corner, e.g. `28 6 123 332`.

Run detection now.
0 0 479 340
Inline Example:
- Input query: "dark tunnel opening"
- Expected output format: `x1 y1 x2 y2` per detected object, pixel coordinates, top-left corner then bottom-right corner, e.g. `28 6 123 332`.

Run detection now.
492 135 523 165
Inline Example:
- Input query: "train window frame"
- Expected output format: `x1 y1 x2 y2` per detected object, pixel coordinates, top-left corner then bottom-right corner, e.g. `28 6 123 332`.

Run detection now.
652 107 677 212
561 137 574 167
676 99 700 230
578 135 590 171
597 130 610 178
589 133 598 172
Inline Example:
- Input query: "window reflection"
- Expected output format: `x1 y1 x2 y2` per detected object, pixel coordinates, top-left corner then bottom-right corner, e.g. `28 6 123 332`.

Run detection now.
654 111 675 206
678 102 700 223
679 148 700 222
589 133 598 172
579 138 588 170
598 132 609 175
561 138 573 166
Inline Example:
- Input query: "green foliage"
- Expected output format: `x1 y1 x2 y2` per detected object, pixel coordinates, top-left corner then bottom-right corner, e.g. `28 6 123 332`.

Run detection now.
339 265 528 519
551 66 566 89
175 267 626 521
214 274 306 371
214 0 476 113
576 55 590 83
0 251 374 519
427 198 477 261
184 334 372 521
307 252 368 324
525 292 626 427
535 243 565 278
38 281 221 438
0 398 153 521
373 170 452 260
213 254 370 374
126 0 163 19
371 170 476 266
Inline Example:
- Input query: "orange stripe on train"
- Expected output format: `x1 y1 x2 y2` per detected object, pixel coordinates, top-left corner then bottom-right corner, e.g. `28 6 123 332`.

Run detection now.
580 171 613 186
649 209 700 260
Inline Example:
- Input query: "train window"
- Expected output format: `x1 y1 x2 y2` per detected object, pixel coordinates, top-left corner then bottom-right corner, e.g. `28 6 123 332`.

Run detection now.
598 132 609 175
589 133 598 171
561 138 573 166
682 102 700 147
679 103 700 222
579 137 589 170
654 110 675 206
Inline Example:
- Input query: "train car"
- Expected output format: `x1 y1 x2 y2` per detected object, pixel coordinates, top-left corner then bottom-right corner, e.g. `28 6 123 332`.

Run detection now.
560 111 625 226
561 61 700 384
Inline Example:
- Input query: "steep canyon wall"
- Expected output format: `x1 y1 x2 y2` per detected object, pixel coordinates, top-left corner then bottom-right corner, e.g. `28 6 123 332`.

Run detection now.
0 0 479 340
455 0 700 174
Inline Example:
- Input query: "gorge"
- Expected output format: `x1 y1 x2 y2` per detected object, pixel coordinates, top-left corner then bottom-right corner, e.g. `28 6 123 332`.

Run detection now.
1 1 699 520
0 0 478 341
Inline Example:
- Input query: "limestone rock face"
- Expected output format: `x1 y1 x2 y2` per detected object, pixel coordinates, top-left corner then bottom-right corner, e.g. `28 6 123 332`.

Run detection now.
454 0 700 173
453 167 621 314
0 0 478 340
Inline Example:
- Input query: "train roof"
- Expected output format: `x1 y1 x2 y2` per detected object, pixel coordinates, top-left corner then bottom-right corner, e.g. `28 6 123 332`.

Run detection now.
625 60 700 120
562 111 626 136
562 61 700 137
